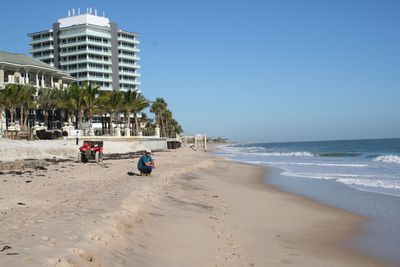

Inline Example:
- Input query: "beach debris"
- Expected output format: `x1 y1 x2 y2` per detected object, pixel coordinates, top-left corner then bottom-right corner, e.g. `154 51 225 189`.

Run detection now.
0 245 12 252
17 202 26 206
25 180 32 183
212 195 219 198
0 171 4 175
41 236 50 241
6 252 19 256
9 171 23 175
35 166 47 171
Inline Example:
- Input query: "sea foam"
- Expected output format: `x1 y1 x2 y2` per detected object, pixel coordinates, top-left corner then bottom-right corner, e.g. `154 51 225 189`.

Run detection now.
373 155 400 164
281 171 400 190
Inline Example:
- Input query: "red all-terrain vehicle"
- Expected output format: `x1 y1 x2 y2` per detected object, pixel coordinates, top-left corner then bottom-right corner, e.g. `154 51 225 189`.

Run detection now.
78 141 104 163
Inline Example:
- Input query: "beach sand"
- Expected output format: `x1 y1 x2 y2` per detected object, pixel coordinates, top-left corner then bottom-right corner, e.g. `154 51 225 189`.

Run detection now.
0 146 389 266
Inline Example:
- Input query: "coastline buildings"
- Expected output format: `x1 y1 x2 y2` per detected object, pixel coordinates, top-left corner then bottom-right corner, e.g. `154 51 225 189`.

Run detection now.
28 8 141 92
0 51 76 135
0 51 75 90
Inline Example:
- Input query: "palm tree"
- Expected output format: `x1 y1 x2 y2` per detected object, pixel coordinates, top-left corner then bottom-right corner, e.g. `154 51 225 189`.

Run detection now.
0 89 5 132
19 85 36 130
121 89 135 135
1 84 20 126
132 93 149 134
37 87 58 129
150 98 168 136
162 109 173 137
82 83 100 135
168 118 183 136
98 91 123 135
68 84 86 131
122 90 149 135
55 86 74 125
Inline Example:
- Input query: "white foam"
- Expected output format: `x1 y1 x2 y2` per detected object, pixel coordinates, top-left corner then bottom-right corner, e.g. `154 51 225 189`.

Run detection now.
260 161 367 167
259 151 315 157
373 155 400 164
337 178 400 190
281 171 400 190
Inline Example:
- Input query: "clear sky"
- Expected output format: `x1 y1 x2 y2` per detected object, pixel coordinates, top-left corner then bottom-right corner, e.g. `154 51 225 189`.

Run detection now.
1 0 399 142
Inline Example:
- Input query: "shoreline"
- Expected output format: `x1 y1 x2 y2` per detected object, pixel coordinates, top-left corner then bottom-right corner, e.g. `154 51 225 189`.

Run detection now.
0 147 391 266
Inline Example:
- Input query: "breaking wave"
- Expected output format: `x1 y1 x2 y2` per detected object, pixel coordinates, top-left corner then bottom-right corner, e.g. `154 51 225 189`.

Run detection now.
373 155 400 164
281 172 400 190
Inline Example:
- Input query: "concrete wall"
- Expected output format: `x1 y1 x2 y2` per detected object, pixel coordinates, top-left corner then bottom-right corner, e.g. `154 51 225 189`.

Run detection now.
76 136 168 151
138 138 168 151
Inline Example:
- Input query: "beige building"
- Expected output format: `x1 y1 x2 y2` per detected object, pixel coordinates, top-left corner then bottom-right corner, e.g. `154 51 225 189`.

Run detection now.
0 51 75 90
0 51 76 136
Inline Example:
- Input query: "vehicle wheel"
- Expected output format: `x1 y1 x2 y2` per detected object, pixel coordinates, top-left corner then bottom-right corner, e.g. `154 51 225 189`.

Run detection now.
95 151 100 162
78 152 82 162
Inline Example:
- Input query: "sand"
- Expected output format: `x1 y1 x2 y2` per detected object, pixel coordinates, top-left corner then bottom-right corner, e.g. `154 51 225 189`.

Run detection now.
0 146 390 266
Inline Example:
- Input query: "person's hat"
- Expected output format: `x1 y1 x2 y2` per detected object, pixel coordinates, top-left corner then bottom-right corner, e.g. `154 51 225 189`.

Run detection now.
146 149 152 154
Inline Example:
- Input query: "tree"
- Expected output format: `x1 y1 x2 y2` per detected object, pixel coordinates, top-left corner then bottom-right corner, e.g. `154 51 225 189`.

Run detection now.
0 89 5 130
54 86 73 124
121 89 135 134
18 85 36 130
98 91 123 135
68 84 87 131
133 94 149 133
37 87 58 129
82 83 100 135
150 98 168 136
1 84 20 125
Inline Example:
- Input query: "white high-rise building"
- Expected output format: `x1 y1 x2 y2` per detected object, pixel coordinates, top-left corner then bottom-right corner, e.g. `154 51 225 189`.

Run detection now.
28 9 141 91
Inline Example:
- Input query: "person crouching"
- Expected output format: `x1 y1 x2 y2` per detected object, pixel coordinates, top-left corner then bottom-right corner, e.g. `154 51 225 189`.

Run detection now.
137 149 155 176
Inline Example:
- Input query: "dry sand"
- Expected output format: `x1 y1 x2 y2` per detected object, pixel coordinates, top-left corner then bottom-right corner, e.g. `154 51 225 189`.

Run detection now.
0 146 389 266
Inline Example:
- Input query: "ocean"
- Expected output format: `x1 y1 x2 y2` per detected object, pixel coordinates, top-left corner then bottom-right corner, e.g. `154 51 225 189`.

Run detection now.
215 138 400 265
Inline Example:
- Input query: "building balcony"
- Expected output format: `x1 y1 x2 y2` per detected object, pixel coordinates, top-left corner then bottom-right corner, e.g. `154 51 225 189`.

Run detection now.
29 45 54 53
60 50 89 57
29 36 53 45
60 49 111 57
59 40 111 49
60 58 111 66
118 61 140 68
120 80 141 85
119 54 140 61
120 71 141 77
85 76 112 83
33 54 54 60
118 45 139 52
60 29 111 40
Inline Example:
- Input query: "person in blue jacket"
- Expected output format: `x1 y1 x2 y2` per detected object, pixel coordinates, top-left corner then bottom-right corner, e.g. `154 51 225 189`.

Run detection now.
137 149 155 176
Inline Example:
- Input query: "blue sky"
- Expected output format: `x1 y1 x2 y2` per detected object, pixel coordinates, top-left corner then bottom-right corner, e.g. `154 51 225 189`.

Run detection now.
1 0 399 142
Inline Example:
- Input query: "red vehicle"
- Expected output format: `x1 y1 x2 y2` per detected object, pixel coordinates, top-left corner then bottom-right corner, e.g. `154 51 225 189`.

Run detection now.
78 141 104 163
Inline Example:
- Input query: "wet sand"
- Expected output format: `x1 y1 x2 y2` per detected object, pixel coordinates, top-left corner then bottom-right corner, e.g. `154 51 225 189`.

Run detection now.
0 148 389 266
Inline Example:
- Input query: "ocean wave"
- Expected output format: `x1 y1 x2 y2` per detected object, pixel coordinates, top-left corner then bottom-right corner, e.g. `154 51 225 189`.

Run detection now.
337 178 400 190
281 172 367 180
251 151 315 157
264 161 368 167
373 155 400 164
218 148 315 157
318 152 361 157
281 172 400 190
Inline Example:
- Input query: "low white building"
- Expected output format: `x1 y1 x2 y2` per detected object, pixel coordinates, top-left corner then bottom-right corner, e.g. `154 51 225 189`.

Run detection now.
0 51 76 136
